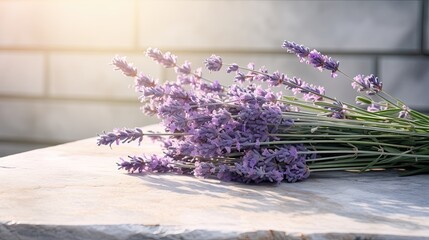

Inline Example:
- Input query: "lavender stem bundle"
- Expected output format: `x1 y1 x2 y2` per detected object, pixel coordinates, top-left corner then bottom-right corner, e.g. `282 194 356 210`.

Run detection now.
97 41 429 184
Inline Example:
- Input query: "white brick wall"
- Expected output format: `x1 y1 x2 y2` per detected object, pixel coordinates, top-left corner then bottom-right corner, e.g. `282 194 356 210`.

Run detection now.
0 0 427 156
0 99 158 142
0 0 135 49
138 1 420 51
0 52 45 96
380 57 429 109
48 53 162 100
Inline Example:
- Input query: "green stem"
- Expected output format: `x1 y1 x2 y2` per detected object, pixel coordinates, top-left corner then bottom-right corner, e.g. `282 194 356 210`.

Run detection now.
298 150 429 158
244 139 413 149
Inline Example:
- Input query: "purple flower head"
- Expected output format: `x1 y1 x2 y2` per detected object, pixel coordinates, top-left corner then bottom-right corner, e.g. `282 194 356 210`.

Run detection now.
141 101 158 115
283 41 340 77
117 156 144 173
164 83 193 100
323 57 340 78
234 71 246 83
284 159 310 183
145 48 177 68
143 86 165 98
243 150 261 168
211 108 232 127
227 63 239 73
352 74 371 92
366 103 387 112
367 74 383 93
194 162 216 178
308 50 324 69
112 56 138 77
187 110 212 129
282 41 310 61
399 105 411 119
117 155 175 174
268 71 285 86
217 164 232 181
352 74 382 95
175 61 192 75
135 73 156 91
190 123 218 143
298 83 325 102
97 128 144 147
262 146 296 164
326 101 347 119
199 81 223 93
266 169 284 183
176 74 197 85
204 54 223 72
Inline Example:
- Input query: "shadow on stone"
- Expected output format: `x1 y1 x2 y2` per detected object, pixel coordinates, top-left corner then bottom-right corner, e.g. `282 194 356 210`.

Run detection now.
127 171 429 232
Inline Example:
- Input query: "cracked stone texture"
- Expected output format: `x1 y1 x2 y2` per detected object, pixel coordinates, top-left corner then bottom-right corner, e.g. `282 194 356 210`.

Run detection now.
1 125 429 240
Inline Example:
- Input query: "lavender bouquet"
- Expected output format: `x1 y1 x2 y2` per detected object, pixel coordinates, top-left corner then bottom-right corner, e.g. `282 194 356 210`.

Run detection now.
97 41 429 184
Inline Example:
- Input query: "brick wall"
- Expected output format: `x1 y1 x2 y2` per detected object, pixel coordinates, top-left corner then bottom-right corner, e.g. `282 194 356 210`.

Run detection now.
0 0 428 156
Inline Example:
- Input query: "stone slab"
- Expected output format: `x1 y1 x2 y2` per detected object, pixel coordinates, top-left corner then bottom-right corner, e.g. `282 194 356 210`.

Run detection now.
0 125 429 240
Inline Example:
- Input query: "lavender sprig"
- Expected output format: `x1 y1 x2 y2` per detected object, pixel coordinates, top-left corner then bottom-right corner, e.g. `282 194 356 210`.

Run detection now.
97 128 144 147
112 56 137 77
351 74 382 95
99 41 429 184
282 41 339 77
204 55 223 72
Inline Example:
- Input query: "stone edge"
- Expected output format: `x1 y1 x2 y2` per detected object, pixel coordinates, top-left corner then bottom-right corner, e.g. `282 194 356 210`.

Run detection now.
1 223 428 240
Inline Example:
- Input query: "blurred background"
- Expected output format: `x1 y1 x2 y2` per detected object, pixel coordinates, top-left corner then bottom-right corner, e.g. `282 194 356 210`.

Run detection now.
0 0 428 157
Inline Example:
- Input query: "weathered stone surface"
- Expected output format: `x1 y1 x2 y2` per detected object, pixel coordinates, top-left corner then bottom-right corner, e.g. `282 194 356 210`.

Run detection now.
1 125 429 239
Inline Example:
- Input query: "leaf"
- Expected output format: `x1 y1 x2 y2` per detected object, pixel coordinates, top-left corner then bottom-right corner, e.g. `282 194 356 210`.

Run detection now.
373 108 401 117
356 96 373 105
382 146 402 154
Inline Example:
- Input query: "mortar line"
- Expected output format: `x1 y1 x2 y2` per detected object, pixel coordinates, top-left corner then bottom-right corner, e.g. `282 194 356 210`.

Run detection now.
0 47 428 56
374 55 379 79
0 138 63 146
0 94 141 105
43 52 50 97
422 0 428 53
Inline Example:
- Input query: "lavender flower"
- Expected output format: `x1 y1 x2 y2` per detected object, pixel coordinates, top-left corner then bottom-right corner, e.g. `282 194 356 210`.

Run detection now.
135 73 156 91
308 50 325 69
326 101 348 119
112 56 138 77
199 81 223 93
282 41 339 77
365 103 387 112
225 63 325 102
282 41 310 61
285 77 325 101
227 63 239 73
97 128 144 147
204 54 223 72
194 162 216 178
234 71 246 83
175 61 192 75
399 105 411 119
145 48 177 68
216 164 232 181
367 74 383 93
118 155 176 173
352 74 382 95
323 57 340 77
